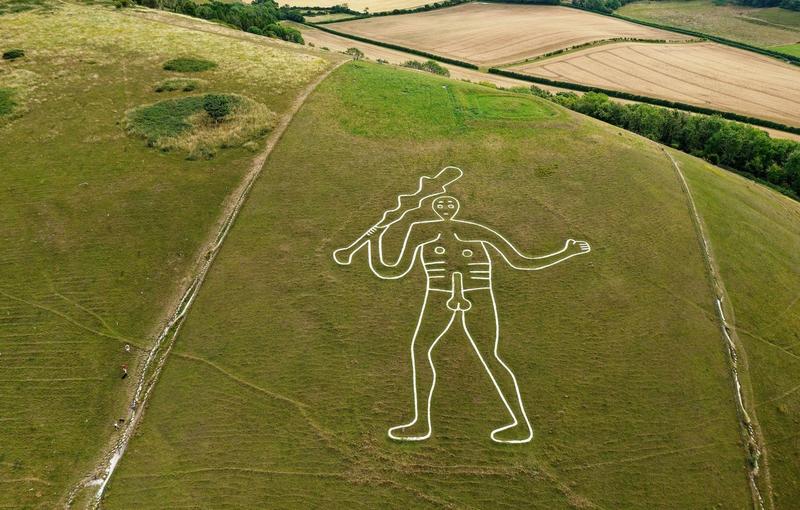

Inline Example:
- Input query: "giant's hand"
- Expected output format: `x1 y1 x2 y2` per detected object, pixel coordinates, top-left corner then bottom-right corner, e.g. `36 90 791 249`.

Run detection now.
332 225 387 265
564 239 591 256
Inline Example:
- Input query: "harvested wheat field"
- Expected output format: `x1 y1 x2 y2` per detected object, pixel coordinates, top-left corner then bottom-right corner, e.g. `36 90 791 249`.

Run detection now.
292 22 553 90
280 0 428 12
515 41 800 127
331 3 691 66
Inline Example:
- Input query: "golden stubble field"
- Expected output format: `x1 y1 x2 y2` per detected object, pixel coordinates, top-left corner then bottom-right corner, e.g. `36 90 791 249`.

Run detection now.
331 3 691 66
291 22 548 89
279 0 429 12
514 41 800 127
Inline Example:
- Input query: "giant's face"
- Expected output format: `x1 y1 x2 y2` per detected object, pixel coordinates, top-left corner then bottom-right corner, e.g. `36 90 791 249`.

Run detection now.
432 196 460 220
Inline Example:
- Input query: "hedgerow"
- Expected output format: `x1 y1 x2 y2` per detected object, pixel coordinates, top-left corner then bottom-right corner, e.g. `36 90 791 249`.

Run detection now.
402 59 450 76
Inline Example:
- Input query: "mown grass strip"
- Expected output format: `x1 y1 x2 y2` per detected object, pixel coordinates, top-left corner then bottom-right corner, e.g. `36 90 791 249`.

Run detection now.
304 22 479 69
487 67 800 135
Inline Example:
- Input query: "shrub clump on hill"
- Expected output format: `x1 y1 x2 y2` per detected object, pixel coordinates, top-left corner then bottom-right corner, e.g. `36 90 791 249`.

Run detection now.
2 49 25 60
540 89 800 199
402 60 450 77
124 93 276 159
154 77 207 93
163 57 217 73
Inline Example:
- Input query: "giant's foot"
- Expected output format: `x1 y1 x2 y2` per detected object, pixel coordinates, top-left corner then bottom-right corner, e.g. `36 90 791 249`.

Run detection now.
388 420 431 441
491 421 533 444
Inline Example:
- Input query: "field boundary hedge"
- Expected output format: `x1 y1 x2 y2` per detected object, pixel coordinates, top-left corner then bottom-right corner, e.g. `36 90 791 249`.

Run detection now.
488 67 800 134
565 4 800 66
304 23 480 68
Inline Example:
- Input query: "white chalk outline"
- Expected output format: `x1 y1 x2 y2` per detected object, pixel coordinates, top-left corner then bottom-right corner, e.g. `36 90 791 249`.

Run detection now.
333 169 590 444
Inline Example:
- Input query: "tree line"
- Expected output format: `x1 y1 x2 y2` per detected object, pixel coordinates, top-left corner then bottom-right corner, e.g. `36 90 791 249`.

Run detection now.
535 90 800 199
130 0 304 43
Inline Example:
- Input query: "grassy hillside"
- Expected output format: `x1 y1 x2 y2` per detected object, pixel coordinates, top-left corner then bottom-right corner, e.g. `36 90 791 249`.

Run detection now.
677 153 800 507
619 0 800 53
0 2 333 508
103 61 754 508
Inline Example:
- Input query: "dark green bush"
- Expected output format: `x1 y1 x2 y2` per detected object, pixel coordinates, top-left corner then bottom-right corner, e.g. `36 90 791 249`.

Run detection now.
2 49 25 60
203 94 237 122
162 57 217 73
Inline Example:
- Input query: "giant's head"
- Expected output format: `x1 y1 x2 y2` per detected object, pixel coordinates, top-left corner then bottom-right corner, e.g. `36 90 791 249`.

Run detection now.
432 195 460 220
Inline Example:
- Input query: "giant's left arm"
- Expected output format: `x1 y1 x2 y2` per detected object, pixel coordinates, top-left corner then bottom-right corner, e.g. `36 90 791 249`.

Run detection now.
458 221 590 270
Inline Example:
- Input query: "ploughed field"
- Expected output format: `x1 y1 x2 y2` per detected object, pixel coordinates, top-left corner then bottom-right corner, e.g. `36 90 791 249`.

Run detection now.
330 2 690 66
513 41 800 127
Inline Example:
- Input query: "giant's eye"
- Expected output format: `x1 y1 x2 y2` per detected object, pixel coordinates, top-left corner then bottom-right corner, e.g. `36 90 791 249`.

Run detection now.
437 204 443 209
448 204 454 209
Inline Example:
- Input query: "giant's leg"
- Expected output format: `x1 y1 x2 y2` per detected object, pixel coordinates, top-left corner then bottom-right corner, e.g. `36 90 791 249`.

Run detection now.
389 290 455 441
462 289 533 444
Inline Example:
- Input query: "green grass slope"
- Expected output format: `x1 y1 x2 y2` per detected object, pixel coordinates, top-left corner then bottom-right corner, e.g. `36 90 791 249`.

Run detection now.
0 2 332 508
619 0 800 50
104 62 754 508
676 153 800 507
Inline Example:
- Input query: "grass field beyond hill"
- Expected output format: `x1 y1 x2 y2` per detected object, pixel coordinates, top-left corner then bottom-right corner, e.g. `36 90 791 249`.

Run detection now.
678 154 800 507
0 2 333 508
103 61 761 508
619 0 800 52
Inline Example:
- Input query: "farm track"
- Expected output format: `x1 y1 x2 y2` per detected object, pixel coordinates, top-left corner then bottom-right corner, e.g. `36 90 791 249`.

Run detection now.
63 59 345 510
664 149 773 510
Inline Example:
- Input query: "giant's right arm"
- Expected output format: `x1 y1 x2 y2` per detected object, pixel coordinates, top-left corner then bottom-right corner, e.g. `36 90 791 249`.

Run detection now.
366 221 438 280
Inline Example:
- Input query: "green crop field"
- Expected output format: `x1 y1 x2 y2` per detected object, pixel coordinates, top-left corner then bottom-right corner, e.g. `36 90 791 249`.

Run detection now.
772 44 800 57
97 61 789 508
619 0 800 50
0 1 334 508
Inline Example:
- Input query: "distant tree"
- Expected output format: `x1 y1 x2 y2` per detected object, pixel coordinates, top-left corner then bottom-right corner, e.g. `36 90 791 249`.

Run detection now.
786 150 800 189
345 47 365 60
2 49 25 60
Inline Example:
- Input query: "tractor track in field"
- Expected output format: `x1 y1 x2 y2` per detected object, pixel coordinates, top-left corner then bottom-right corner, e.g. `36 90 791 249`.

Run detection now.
663 148 773 510
62 59 346 510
